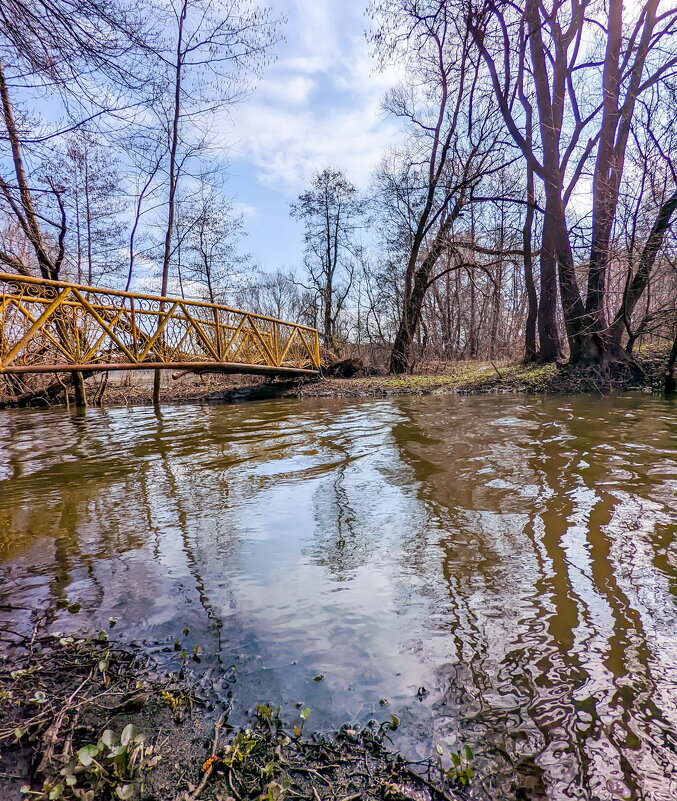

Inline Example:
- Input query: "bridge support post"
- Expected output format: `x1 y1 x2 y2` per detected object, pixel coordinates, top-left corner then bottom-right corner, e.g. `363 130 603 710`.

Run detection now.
71 371 87 408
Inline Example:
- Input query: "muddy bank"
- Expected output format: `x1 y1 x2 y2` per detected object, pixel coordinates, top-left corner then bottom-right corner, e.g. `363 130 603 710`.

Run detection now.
0 632 468 801
0 345 670 408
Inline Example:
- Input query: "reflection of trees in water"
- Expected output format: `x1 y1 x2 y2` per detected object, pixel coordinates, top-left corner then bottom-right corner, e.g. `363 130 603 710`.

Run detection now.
0 411 125 633
305 458 365 582
302 406 399 581
0 406 243 663
388 397 675 801
145 407 227 662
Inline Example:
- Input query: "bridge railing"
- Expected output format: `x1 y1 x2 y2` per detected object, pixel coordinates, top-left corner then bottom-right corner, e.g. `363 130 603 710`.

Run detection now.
0 273 321 375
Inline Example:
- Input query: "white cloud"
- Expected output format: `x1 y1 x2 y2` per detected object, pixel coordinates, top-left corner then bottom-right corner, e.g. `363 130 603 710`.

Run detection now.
232 201 258 219
224 0 404 193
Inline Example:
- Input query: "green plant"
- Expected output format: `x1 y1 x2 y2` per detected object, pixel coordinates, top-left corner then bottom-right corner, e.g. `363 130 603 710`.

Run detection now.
220 728 260 768
22 723 159 800
293 707 311 738
436 743 474 786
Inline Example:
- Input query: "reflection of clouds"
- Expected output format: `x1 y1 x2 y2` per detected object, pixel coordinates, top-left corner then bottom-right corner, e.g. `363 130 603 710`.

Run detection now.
0 395 675 800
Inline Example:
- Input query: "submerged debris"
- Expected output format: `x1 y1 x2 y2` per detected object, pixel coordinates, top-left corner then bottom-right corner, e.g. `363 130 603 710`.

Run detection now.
0 632 464 801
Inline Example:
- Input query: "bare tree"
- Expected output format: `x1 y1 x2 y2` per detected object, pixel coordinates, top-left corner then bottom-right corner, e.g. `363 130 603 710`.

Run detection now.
469 0 677 367
148 0 279 403
46 131 126 285
291 168 365 351
182 185 249 304
370 0 508 373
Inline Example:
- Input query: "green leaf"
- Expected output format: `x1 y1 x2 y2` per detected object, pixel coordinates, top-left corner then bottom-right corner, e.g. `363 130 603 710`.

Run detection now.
390 714 400 729
98 660 109 673
121 723 138 746
48 783 63 799
100 729 116 748
77 744 99 767
313 674 324 682
450 752 461 767
299 707 311 720
461 745 473 761
65 776 77 787
435 744 444 756
14 726 25 739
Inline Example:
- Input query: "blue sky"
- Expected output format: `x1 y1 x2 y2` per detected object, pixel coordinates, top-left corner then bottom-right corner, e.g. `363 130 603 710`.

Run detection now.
222 0 402 272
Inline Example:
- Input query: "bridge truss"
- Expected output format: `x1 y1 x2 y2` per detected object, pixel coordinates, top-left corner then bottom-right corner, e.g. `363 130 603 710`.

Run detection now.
0 273 320 377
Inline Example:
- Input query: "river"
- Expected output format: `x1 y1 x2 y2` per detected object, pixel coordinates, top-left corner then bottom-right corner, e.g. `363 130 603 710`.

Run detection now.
0 394 675 800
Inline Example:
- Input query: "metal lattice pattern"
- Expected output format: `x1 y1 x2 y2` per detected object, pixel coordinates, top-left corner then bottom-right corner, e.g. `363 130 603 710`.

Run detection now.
0 274 320 376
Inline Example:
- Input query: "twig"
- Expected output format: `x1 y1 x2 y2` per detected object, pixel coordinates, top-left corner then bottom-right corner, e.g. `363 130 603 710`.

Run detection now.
37 671 93 773
288 766 331 785
400 765 460 801
183 712 226 801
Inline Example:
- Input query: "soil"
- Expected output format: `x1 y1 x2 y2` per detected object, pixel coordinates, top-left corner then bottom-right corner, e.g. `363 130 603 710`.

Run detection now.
0 345 670 409
0 629 465 801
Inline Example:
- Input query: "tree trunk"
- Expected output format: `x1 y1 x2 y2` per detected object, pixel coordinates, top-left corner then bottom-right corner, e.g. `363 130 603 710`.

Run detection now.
523 158 538 360
608 189 677 350
154 0 187 406
388 216 453 373
665 327 677 395
537 211 562 361
0 60 56 278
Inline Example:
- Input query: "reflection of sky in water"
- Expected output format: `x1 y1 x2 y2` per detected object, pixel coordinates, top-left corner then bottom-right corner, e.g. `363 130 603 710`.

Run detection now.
0 394 675 801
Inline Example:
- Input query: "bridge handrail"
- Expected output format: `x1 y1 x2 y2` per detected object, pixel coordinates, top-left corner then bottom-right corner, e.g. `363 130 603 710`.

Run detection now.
0 272 318 333
0 272 321 375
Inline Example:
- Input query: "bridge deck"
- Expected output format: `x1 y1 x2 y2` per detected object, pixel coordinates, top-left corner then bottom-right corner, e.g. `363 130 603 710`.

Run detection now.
0 274 320 377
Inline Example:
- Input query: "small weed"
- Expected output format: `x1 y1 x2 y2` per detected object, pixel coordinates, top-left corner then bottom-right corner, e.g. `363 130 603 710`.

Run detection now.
23 723 159 801
436 743 474 786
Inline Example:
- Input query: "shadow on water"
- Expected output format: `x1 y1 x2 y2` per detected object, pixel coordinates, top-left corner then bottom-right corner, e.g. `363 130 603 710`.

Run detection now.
0 394 675 800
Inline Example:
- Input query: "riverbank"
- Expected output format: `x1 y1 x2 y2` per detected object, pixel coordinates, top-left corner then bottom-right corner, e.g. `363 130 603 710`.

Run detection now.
296 350 668 399
215 344 670 403
0 345 670 408
0 631 463 801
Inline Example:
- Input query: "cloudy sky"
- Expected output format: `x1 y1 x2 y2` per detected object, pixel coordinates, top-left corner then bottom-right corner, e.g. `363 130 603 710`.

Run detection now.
224 0 402 272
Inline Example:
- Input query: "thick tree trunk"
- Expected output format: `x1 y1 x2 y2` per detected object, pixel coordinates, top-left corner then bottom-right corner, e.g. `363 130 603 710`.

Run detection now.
523 168 538 361
537 212 562 361
388 217 453 374
0 61 56 278
666 328 677 395
0 372 93 409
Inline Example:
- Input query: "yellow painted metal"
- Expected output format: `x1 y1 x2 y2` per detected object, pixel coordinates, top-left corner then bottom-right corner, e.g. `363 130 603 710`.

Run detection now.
0 273 321 376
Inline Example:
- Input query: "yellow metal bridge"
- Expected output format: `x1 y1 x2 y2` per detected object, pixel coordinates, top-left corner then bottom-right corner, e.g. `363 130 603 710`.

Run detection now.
0 273 320 377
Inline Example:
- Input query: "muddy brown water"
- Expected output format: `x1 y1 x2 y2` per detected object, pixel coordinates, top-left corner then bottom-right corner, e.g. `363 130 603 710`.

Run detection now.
0 394 675 800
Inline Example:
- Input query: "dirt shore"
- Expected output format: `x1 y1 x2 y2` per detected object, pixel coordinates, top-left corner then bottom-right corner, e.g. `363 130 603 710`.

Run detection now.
0 630 465 801
0 346 670 409
109 346 672 405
